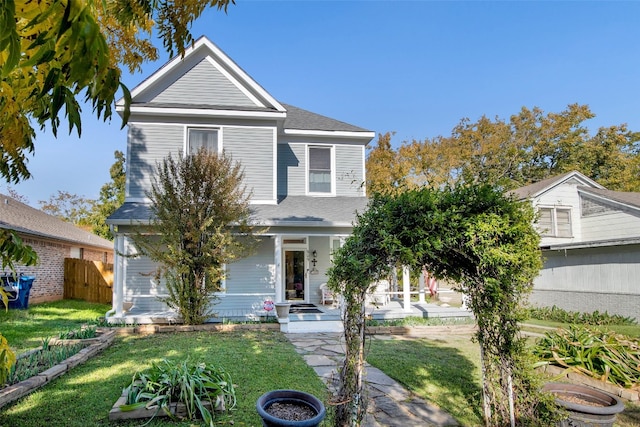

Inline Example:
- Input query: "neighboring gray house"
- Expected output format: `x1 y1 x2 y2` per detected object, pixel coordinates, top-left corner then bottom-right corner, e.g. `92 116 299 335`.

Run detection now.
512 171 640 320
0 194 113 303
106 37 374 323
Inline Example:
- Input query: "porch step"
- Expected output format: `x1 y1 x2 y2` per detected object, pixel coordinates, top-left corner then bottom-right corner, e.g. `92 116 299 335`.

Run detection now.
280 319 343 333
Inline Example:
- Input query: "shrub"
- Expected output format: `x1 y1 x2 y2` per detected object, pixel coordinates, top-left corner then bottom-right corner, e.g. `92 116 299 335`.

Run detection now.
533 325 640 388
527 305 636 326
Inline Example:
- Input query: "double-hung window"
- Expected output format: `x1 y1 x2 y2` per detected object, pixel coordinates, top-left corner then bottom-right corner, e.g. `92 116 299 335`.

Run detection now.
308 146 333 194
187 128 219 155
538 207 572 237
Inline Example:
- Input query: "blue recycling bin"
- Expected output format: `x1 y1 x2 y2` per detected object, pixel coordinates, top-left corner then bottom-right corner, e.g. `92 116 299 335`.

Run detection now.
1 274 36 309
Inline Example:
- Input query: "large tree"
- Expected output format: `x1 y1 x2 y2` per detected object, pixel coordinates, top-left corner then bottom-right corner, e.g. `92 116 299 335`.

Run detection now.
128 149 257 325
0 0 234 185
88 150 125 239
367 104 640 193
38 190 94 226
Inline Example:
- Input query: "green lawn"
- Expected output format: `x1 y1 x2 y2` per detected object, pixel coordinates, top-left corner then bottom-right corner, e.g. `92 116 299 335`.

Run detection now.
367 329 640 427
0 330 330 426
367 334 484 426
0 299 111 353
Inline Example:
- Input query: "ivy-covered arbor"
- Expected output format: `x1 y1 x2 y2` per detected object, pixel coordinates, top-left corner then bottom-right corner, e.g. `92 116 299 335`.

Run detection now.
328 184 557 427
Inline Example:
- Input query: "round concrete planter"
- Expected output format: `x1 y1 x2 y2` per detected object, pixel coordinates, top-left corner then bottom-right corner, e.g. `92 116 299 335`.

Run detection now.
543 382 625 427
256 389 326 427
274 302 291 320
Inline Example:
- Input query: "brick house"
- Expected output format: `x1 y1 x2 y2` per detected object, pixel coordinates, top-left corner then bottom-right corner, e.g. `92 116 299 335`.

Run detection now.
0 194 114 303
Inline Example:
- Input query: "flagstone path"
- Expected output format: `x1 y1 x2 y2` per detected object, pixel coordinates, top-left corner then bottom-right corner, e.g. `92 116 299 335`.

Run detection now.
285 332 460 426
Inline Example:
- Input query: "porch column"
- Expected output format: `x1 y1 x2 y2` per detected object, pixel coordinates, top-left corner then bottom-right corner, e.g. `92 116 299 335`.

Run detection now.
402 265 411 312
113 235 125 317
418 268 426 303
274 235 282 302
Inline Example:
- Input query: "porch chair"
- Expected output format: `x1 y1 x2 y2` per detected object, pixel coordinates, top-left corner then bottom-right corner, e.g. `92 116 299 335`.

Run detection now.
319 283 336 306
368 280 391 306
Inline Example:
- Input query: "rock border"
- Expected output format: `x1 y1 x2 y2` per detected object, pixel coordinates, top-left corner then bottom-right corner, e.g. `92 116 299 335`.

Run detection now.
0 328 117 409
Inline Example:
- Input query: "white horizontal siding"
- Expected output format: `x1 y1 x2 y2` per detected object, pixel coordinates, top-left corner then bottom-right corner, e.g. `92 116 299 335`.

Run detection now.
151 59 256 107
335 145 365 197
581 210 640 241
224 127 275 201
537 245 640 294
127 123 183 199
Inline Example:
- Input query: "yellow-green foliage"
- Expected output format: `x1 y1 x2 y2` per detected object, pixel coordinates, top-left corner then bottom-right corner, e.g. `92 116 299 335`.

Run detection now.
0 333 16 385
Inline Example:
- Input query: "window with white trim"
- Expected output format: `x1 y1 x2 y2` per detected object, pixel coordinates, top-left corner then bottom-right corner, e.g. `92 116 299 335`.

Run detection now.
537 207 572 237
308 146 332 193
188 128 219 155
330 237 345 262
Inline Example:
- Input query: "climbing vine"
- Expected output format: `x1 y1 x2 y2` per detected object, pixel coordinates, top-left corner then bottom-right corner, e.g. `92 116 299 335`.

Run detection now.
328 184 558 427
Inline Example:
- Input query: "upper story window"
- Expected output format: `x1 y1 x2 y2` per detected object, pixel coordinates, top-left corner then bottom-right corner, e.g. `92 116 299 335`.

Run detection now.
188 128 219 155
308 146 333 194
538 207 572 237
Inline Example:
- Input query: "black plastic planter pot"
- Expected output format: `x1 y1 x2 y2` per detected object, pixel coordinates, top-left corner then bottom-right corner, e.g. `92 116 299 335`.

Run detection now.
256 389 326 427
543 382 625 427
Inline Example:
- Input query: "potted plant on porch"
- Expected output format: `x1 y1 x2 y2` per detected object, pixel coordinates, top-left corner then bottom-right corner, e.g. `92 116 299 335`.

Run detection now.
256 389 326 427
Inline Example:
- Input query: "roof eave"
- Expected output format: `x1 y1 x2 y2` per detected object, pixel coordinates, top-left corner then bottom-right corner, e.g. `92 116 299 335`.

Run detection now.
284 128 375 137
542 237 640 251
117 105 287 120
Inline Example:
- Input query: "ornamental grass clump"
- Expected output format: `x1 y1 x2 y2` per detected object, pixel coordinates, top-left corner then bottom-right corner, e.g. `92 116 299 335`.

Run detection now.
58 325 97 340
120 358 236 426
6 341 85 386
533 325 640 388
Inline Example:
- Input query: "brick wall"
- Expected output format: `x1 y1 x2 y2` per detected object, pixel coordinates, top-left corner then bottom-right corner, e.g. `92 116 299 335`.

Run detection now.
3 235 114 305
14 237 69 303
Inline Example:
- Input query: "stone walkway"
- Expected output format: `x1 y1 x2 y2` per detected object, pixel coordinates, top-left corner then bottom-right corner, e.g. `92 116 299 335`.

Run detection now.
285 332 460 426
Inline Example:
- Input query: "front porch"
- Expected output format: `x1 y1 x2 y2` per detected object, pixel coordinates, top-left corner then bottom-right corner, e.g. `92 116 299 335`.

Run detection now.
108 299 474 333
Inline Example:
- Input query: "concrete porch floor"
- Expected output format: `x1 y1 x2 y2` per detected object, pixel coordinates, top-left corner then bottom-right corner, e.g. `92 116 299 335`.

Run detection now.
106 299 473 332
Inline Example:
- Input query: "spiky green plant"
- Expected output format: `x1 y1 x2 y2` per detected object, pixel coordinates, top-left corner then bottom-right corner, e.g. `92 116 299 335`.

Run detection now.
120 358 236 426
533 325 640 388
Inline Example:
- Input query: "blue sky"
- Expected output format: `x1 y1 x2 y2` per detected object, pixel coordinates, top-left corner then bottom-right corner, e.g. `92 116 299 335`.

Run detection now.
8 1 640 206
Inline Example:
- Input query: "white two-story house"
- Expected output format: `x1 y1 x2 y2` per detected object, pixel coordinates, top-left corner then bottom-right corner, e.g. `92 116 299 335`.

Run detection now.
511 171 640 320
106 37 374 323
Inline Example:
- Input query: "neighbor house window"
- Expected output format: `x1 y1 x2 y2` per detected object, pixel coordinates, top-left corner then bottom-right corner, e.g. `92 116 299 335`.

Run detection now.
188 128 219 154
538 207 572 237
308 146 332 193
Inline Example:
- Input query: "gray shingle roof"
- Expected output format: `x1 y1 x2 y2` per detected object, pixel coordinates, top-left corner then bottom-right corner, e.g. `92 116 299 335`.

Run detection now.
281 103 372 133
130 101 372 134
107 196 369 227
508 171 577 200
0 195 113 249
578 186 640 210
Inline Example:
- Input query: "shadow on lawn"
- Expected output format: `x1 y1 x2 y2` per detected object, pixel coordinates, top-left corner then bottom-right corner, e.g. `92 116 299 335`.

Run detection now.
367 336 484 425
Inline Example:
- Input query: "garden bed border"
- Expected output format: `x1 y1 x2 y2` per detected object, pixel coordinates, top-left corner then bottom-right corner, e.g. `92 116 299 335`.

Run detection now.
0 328 117 409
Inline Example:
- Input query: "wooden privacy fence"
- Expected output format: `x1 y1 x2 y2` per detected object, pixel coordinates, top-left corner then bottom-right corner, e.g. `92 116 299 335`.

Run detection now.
64 258 114 304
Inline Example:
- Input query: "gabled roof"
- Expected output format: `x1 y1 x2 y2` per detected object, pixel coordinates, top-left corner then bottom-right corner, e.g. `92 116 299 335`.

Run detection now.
0 195 113 249
578 186 640 212
117 37 374 139
509 171 603 200
118 36 285 112
107 196 369 227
